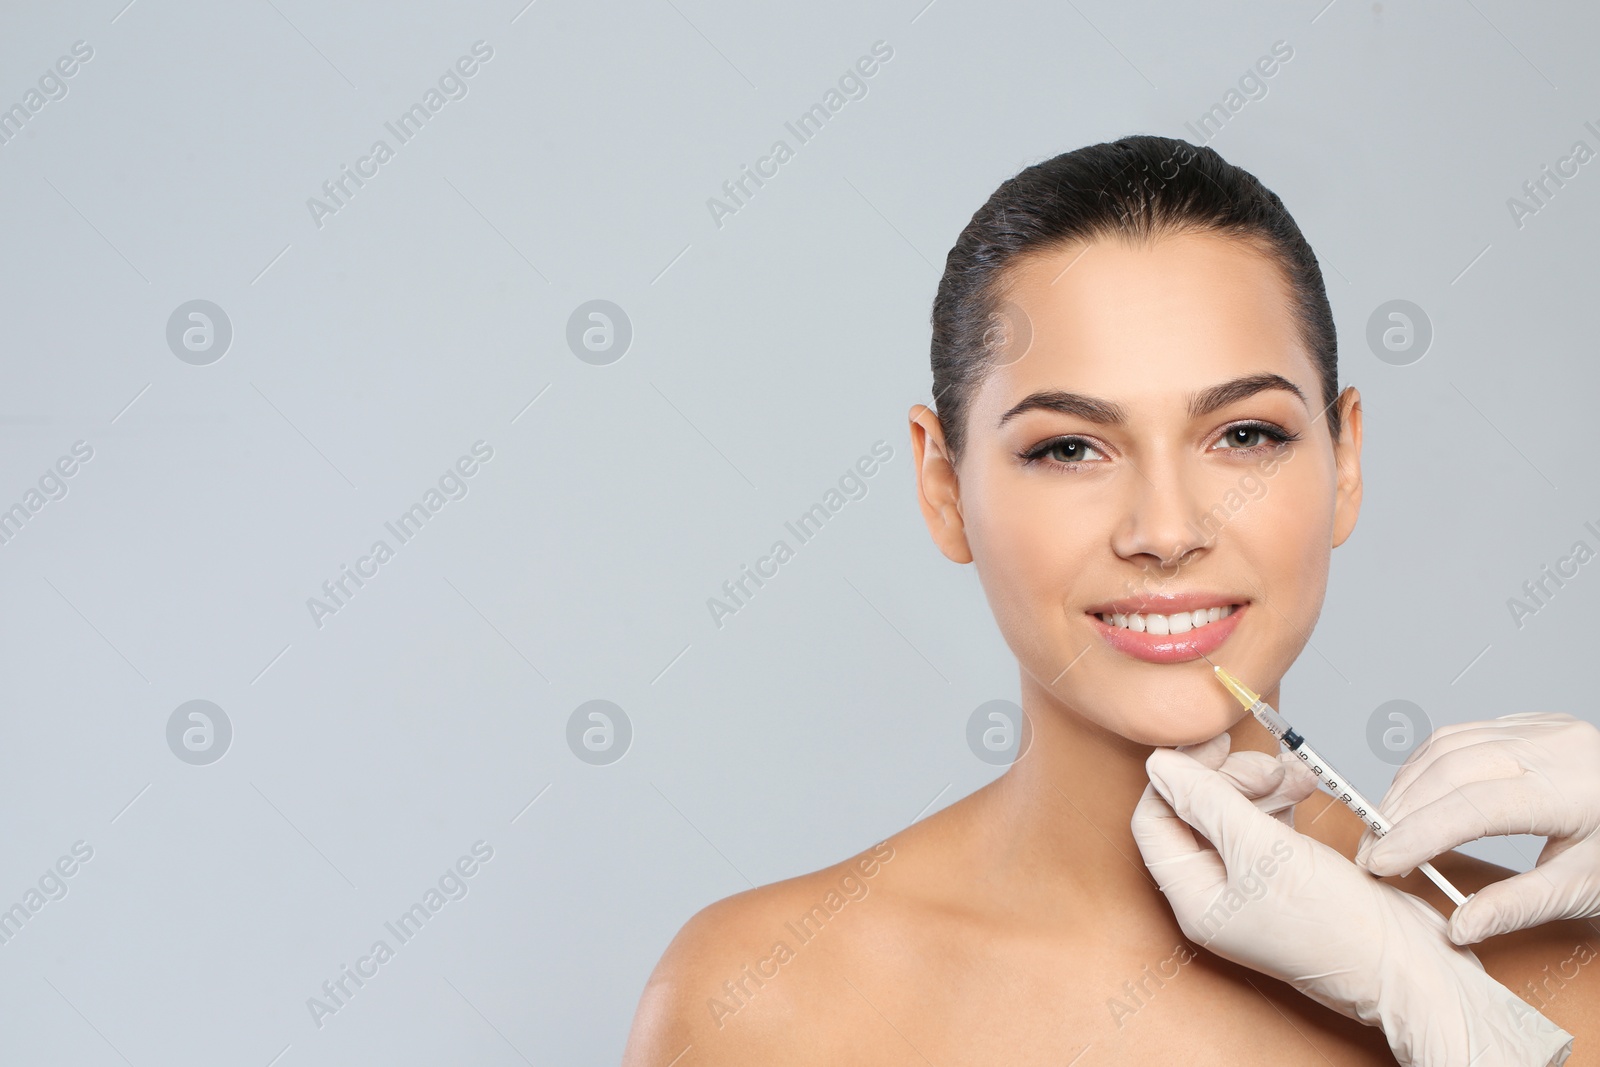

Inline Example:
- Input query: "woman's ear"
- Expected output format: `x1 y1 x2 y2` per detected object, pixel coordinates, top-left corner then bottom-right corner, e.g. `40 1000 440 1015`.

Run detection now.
908 404 974 564
1330 387 1363 548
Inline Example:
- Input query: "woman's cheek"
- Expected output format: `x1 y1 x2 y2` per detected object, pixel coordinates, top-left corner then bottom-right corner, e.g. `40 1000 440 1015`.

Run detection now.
990 535 1073 664
1269 486 1329 561
1267 480 1334 599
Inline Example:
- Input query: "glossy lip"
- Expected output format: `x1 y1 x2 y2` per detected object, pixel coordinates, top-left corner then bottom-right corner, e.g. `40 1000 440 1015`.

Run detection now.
1086 601 1248 664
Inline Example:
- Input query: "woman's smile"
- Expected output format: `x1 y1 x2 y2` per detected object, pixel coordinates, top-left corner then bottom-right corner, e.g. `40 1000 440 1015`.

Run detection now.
1084 597 1248 664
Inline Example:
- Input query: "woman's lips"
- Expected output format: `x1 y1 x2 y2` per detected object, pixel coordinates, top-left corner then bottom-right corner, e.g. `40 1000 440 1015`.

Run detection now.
1086 602 1247 664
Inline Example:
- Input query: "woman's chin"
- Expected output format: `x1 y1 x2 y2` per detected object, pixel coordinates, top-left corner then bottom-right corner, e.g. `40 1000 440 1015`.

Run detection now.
1105 706 1242 749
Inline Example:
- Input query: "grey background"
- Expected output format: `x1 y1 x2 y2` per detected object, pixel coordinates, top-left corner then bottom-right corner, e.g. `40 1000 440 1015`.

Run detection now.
1 0 1596 1063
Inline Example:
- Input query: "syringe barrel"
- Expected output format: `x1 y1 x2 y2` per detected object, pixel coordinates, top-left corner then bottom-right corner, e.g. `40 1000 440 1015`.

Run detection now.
1249 700 1391 836
1248 699 1293 742
1291 738 1390 836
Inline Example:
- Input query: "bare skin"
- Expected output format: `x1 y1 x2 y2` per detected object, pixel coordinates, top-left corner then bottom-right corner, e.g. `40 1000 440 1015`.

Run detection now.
623 233 1600 1065
624 785 1599 1065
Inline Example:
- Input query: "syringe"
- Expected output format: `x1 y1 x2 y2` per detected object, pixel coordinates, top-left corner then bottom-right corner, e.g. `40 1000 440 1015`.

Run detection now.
1199 654 1469 908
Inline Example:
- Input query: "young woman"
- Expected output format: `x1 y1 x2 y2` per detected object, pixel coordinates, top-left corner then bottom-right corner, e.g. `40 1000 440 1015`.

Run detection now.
622 136 1600 1065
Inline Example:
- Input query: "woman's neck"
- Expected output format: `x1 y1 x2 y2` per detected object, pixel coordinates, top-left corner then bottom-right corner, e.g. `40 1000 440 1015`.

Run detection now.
951 669 1302 928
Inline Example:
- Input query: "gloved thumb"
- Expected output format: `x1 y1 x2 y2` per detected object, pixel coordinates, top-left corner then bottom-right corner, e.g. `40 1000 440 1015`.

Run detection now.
1218 750 1322 824
1146 746 1283 870
1354 827 1379 869
1215 750 1286 799
1176 730 1232 769
1448 888 1519 945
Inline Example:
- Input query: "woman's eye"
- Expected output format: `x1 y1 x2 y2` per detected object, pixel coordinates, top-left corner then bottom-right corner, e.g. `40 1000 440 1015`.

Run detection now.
1020 423 1297 469
1212 422 1295 451
1021 437 1105 467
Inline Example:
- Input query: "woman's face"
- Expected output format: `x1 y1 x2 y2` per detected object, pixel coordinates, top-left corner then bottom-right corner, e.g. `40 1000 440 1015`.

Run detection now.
910 231 1364 746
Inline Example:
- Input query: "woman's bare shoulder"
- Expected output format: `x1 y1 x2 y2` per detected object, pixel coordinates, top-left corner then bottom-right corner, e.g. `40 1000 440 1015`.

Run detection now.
620 839 903 1066
1428 850 1600 1045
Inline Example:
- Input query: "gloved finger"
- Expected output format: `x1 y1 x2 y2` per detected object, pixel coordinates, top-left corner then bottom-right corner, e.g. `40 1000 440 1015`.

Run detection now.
1377 716 1573 822
1447 851 1600 944
1216 751 1316 827
1358 737 1524 868
1175 730 1232 770
1359 776 1570 877
1145 746 1286 878
1130 780 1227 900
1214 750 1316 812
1215 750 1285 800
1262 752 1322 817
1270 758 1318 831
1376 738 1533 830
1356 826 1380 864
1383 714 1558 777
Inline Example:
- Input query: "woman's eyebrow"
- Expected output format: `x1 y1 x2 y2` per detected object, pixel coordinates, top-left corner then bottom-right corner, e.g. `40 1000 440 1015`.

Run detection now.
996 373 1308 428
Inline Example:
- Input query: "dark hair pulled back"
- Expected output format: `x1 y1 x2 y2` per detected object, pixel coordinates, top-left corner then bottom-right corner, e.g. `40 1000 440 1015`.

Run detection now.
929 135 1339 466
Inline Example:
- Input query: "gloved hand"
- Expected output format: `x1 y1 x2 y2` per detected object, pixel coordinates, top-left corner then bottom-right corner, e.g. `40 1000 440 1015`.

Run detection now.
1132 731 1574 1067
1354 712 1600 945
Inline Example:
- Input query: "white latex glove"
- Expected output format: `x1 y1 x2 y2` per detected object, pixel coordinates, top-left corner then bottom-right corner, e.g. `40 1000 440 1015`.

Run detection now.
1354 712 1600 945
1132 731 1574 1067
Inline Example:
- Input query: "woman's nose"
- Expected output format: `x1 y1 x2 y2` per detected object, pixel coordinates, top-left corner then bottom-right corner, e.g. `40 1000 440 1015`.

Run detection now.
1108 459 1216 572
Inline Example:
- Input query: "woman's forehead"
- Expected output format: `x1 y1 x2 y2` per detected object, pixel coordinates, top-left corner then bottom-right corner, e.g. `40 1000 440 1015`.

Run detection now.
976 233 1315 417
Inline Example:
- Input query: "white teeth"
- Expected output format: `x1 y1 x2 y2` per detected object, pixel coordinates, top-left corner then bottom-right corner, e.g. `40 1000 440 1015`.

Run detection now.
1097 604 1238 633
